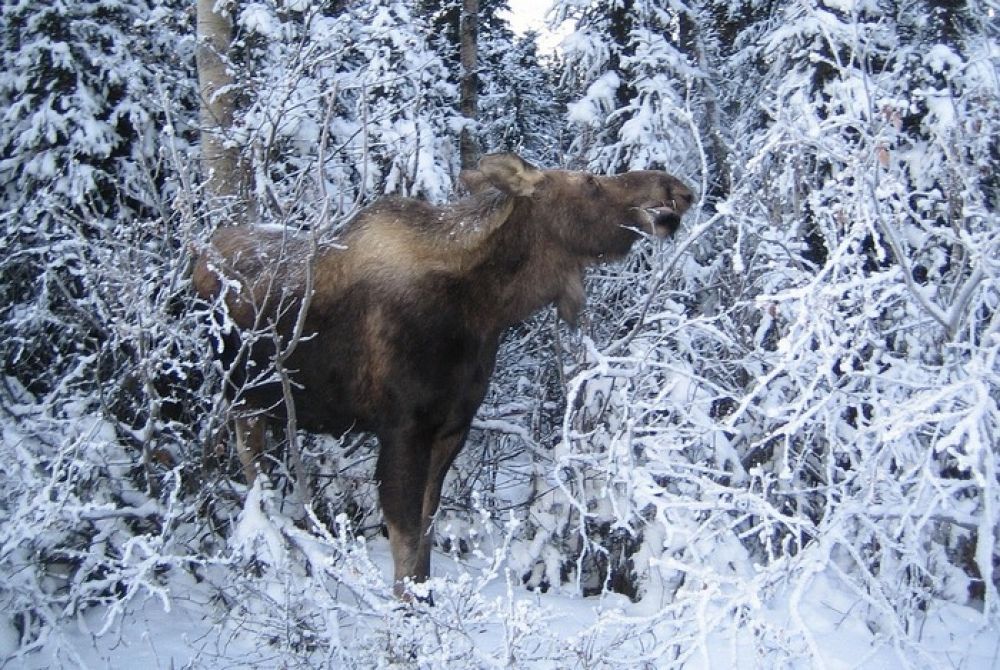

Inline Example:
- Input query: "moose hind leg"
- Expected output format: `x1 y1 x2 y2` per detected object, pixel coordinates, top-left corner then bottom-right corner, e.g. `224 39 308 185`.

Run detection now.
235 415 266 485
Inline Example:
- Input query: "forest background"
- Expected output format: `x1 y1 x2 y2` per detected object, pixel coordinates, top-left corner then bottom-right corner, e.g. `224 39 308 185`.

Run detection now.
1 0 998 667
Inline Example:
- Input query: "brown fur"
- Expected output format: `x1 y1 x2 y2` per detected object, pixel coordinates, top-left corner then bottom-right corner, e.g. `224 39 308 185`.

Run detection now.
192 153 693 597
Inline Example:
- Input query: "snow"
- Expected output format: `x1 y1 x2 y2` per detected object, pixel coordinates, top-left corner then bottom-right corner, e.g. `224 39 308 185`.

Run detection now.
6 523 996 668
925 43 963 74
4 385 995 667
239 3 279 38
567 72 621 124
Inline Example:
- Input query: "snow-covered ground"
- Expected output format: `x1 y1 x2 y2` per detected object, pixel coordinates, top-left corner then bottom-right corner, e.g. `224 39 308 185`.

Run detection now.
5 522 996 668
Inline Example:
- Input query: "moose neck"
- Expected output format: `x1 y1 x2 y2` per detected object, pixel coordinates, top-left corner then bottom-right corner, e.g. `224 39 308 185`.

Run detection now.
464 198 585 333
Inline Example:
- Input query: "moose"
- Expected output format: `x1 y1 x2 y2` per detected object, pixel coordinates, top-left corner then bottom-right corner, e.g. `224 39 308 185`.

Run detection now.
193 153 693 597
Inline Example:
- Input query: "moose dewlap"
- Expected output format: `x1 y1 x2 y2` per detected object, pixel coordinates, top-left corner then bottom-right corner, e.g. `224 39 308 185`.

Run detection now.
193 152 693 597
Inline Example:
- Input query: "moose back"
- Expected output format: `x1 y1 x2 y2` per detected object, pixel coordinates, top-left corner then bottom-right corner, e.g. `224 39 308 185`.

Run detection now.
193 153 693 597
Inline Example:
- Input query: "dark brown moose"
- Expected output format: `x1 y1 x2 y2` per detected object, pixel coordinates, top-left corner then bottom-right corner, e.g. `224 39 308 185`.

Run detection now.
193 153 693 597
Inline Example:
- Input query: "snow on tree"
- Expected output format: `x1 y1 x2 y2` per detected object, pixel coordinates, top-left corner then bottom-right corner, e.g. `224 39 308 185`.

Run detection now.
554 0 703 179
1 0 197 393
415 0 572 168
478 30 565 164
534 0 999 661
722 0 1000 621
211 0 459 217
341 0 459 200
0 0 217 658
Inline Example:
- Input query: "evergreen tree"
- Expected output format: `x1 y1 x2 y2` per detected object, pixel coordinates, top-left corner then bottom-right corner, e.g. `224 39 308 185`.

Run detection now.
554 0 704 177
418 0 514 78
0 0 197 394
417 0 523 167
222 0 459 207
345 0 459 199
479 31 563 163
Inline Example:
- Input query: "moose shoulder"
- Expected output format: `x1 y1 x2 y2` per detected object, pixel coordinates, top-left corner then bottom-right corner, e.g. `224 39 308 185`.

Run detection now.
192 153 693 597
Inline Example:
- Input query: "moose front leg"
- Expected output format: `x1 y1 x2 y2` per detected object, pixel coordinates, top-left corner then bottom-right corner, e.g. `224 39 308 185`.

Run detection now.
376 429 431 597
376 426 470 599
415 428 470 581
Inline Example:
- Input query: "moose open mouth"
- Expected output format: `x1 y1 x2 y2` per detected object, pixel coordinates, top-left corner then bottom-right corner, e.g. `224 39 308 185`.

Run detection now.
642 206 682 238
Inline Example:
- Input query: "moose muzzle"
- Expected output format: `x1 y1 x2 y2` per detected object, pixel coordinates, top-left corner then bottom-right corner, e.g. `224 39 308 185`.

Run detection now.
644 205 683 238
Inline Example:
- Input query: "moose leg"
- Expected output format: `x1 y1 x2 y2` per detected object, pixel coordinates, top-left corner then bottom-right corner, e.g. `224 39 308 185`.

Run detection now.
234 415 266 485
414 428 470 580
376 426 470 598
376 430 431 597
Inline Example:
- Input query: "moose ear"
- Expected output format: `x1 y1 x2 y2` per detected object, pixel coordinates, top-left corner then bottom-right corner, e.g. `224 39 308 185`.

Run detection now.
477 153 544 197
458 169 490 195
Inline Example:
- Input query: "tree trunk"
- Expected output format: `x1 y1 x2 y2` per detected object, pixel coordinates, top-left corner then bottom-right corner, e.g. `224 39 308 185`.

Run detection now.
196 0 244 208
459 0 479 169
678 8 731 199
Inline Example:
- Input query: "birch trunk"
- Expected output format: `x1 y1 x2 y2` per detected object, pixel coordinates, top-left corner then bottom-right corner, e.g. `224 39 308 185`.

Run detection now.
196 0 244 205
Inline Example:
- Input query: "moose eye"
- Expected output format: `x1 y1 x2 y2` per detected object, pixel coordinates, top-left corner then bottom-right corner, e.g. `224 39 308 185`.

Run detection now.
585 175 602 194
